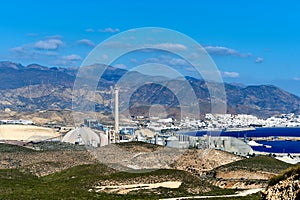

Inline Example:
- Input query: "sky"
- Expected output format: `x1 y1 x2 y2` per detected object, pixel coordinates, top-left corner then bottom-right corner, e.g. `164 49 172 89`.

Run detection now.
1 0 300 95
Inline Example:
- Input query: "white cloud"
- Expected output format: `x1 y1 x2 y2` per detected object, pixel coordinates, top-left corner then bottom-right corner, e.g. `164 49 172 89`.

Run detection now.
62 54 82 61
166 58 188 66
223 71 240 78
187 52 199 60
293 77 300 81
114 63 127 69
85 28 95 33
98 27 120 33
255 57 264 63
44 51 58 56
10 46 25 53
45 35 63 39
9 46 35 59
103 41 132 48
54 54 82 66
102 54 109 60
87 28 120 33
34 39 63 50
145 57 159 63
204 46 250 57
121 36 136 40
148 43 187 51
10 45 59 61
130 58 138 63
143 56 189 67
186 67 196 72
102 41 187 51
77 39 95 47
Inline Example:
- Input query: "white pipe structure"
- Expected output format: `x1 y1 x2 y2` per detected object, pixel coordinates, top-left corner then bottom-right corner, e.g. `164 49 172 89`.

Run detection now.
114 86 119 143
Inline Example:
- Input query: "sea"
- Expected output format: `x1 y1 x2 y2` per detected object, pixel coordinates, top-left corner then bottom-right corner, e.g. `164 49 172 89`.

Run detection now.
181 127 300 153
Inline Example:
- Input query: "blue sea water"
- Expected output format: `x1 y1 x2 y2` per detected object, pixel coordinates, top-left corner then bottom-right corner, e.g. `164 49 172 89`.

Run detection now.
181 127 300 153
251 140 300 153
182 127 300 137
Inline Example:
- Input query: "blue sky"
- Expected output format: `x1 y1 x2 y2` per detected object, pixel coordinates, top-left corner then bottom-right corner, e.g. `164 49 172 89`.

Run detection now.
1 1 300 95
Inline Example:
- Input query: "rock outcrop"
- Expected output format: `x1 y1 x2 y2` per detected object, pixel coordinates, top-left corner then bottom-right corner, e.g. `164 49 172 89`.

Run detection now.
263 167 300 200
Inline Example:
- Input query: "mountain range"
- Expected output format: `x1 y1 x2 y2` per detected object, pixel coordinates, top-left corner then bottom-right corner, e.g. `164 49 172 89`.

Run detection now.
0 61 300 118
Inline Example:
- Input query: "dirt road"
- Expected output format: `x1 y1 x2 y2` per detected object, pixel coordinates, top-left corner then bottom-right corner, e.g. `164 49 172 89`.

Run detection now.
160 188 263 199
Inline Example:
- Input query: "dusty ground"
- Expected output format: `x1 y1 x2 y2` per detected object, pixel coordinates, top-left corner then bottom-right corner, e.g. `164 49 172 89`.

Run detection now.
216 170 275 180
212 179 267 189
160 188 263 200
90 143 244 176
172 149 242 176
0 110 111 126
93 181 182 194
0 125 59 141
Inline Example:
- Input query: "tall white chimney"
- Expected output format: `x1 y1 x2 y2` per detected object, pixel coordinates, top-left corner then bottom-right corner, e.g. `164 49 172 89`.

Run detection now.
114 85 119 143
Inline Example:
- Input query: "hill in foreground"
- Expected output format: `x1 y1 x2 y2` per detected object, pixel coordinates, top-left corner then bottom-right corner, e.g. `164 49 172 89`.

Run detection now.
0 142 241 199
0 141 295 199
262 165 300 200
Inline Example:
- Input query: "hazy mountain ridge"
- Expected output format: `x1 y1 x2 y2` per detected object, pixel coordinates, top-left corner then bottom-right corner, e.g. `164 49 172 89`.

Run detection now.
0 61 299 117
0 62 75 89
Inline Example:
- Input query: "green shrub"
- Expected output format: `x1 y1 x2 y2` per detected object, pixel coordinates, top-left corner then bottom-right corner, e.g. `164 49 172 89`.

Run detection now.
268 164 300 187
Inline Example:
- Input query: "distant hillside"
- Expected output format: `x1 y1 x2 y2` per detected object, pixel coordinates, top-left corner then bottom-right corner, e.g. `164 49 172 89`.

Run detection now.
128 77 300 118
0 61 75 89
0 61 300 118
226 83 300 117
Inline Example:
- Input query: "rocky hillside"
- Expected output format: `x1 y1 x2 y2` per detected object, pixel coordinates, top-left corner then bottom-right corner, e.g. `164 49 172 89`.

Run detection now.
0 61 300 118
0 142 96 176
0 141 242 178
262 165 300 200
0 141 290 199
211 155 292 189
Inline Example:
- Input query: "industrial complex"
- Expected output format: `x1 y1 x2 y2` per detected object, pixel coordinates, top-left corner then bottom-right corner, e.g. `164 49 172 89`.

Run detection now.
1 87 300 163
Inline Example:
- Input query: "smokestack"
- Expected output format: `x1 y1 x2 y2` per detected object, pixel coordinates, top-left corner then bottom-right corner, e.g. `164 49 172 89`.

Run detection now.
114 85 119 143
